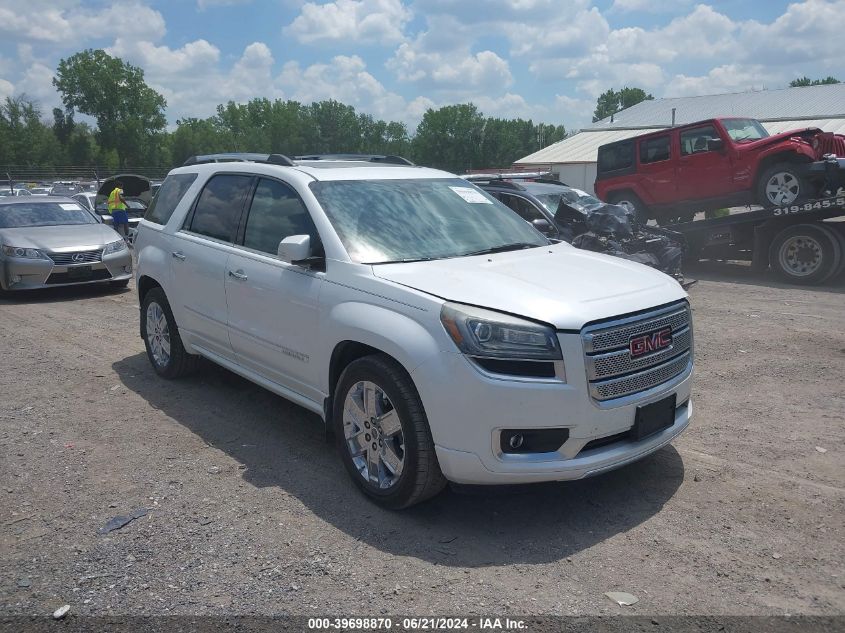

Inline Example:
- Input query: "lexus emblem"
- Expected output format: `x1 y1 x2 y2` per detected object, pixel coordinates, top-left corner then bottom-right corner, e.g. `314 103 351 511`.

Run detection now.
71 253 85 262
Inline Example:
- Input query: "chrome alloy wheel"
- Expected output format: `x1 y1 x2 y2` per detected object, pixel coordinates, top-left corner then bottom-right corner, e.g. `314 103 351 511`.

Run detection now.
778 235 824 277
145 301 171 368
342 380 405 489
765 171 801 206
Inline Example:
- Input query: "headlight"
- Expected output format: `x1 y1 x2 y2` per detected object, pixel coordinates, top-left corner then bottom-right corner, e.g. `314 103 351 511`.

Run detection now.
1 245 47 259
440 302 562 361
102 239 128 255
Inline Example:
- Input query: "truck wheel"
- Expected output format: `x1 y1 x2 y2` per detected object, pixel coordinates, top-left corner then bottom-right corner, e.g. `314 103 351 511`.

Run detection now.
816 224 845 282
334 354 446 509
140 287 200 378
757 163 807 207
768 223 840 284
608 192 649 224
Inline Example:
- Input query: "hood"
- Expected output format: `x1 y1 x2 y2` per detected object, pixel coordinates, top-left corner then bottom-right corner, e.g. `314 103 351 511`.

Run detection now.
96 174 152 207
741 127 820 151
372 242 686 330
0 223 120 251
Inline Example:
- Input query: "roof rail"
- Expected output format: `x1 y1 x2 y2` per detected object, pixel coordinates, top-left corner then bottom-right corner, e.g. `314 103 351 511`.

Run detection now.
182 153 294 167
463 171 553 181
294 154 415 166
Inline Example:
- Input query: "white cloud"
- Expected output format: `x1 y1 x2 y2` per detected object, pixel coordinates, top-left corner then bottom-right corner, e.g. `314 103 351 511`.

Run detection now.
0 1 165 44
278 55 410 121
284 0 411 45
389 43 512 92
665 64 778 98
610 0 692 12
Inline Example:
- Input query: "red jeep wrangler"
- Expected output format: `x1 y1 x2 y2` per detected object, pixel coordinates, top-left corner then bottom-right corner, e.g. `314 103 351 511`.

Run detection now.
595 117 845 223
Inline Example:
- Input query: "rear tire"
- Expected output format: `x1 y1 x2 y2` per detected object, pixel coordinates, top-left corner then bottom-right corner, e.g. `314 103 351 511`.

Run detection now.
333 354 446 509
140 287 200 378
607 192 649 224
768 223 840 285
757 162 808 207
816 224 845 283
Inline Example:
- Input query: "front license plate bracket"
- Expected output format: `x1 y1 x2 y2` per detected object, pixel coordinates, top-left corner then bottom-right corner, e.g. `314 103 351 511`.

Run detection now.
632 394 677 441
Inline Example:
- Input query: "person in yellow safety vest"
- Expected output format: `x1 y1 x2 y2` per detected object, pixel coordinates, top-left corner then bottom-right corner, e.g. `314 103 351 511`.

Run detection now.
108 181 129 237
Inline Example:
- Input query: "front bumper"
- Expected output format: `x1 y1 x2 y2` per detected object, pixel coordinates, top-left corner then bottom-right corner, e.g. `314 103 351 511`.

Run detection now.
412 333 693 485
0 250 133 290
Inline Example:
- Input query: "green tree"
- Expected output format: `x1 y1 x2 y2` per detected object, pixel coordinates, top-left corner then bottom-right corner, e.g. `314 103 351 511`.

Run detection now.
789 76 840 87
412 104 486 172
0 96 58 167
53 49 167 168
592 87 654 123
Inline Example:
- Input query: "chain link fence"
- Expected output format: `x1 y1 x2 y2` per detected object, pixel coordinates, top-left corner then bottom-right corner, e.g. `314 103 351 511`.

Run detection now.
1 165 170 186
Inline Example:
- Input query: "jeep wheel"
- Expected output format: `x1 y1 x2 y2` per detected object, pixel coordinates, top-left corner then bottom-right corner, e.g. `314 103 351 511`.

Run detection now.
334 354 446 509
758 163 807 207
768 223 840 285
140 287 200 378
608 192 649 224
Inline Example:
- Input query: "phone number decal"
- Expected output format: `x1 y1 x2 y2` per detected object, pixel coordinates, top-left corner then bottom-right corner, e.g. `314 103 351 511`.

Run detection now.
773 197 845 215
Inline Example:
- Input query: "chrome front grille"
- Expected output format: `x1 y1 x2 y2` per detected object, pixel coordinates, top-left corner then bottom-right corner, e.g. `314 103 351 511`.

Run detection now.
582 302 693 402
48 250 102 265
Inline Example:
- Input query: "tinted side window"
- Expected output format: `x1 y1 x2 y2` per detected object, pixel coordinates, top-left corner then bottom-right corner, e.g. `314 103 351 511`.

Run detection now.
680 125 718 156
145 173 198 225
243 178 317 255
500 194 545 222
597 141 634 173
639 135 670 164
188 174 252 242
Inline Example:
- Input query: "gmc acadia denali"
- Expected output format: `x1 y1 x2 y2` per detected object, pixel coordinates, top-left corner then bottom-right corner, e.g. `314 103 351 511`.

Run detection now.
134 153 694 508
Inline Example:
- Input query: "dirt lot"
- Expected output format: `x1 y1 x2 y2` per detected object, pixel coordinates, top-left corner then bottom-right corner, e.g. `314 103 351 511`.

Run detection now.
1 263 843 618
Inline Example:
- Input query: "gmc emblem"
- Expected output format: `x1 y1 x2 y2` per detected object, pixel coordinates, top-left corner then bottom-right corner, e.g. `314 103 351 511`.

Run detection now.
630 327 673 359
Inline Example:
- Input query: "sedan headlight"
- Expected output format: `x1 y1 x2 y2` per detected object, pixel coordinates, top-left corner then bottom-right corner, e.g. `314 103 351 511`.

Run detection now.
441 302 562 361
1 245 48 259
102 239 128 255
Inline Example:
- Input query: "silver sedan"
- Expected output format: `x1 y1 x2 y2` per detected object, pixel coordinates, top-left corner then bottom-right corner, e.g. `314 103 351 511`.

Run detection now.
0 197 133 292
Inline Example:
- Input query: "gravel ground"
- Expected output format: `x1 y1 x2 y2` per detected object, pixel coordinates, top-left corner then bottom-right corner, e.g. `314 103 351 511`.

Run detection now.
0 263 843 619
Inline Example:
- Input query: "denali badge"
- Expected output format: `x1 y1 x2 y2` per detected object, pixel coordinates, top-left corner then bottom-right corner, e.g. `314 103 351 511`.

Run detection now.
630 327 672 359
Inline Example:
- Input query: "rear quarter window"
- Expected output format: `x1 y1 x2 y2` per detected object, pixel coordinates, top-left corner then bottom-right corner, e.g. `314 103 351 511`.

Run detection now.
144 173 198 225
597 140 634 175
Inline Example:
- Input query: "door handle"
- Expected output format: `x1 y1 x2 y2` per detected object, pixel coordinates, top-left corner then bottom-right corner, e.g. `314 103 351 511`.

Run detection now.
171 251 186 260
228 269 248 281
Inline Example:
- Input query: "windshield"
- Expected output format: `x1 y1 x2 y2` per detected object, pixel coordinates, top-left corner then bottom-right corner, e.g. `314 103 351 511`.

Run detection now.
310 178 547 263
0 202 97 228
535 188 603 214
723 119 769 143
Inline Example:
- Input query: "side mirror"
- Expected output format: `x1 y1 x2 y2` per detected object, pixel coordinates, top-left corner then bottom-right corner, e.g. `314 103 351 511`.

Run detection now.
531 218 555 235
707 137 725 152
278 234 312 264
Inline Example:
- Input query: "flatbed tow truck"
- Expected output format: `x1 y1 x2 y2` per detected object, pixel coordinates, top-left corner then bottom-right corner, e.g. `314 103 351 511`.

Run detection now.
666 158 845 285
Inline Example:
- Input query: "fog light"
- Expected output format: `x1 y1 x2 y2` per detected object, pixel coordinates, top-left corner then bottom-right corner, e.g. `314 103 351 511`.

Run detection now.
500 428 569 454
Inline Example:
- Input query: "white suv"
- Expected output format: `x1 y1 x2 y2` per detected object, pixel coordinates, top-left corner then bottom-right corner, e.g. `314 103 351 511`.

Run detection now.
135 153 693 508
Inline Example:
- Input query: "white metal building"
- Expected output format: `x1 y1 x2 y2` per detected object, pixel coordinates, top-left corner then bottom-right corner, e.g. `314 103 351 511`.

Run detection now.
515 83 845 194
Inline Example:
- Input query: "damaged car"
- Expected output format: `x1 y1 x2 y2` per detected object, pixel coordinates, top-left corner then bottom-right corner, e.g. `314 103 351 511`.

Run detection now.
467 173 687 282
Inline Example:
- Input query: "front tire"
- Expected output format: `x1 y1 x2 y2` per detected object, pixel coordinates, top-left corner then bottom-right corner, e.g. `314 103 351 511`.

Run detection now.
140 287 200 378
757 162 808 207
333 354 446 509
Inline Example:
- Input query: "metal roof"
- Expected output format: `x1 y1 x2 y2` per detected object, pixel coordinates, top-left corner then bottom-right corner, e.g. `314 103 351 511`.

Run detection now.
516 118 845 165
589 83 845 130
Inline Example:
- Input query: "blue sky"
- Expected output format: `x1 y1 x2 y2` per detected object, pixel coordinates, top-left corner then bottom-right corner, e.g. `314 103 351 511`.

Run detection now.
0 0 842 131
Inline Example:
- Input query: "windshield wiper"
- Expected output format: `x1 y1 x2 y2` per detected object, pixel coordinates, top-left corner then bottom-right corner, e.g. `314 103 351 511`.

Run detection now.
460 242 541 257
367 256 442 264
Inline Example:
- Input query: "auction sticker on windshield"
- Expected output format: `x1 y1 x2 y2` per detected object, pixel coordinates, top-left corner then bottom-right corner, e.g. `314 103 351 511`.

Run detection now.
449 186 492 204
